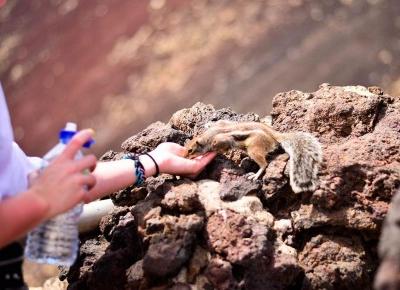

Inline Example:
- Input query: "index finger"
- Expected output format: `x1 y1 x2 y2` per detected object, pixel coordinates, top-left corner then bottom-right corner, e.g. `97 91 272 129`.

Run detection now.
61 129 94 160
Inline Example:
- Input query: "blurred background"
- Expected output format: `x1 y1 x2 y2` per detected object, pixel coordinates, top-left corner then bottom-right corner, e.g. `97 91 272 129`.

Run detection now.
1 0 399 287
1 0 399 157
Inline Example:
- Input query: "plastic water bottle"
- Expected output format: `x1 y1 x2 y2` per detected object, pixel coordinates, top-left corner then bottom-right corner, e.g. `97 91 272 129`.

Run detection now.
25 122 93 266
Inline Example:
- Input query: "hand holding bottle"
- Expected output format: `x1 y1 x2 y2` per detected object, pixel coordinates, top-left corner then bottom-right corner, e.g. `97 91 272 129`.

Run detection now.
28 129 97 220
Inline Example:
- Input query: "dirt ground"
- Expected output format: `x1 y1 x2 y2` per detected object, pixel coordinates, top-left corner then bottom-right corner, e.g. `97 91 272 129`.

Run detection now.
0 0 399 288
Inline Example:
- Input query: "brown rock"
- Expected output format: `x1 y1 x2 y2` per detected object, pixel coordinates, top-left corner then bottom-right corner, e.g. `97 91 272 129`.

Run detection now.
243 241 302 290
204 258 239 290
169 103 216 136
168 283 192 290
67 219 142 290
160 180 202 213
125 260 145 290
314 134 400 211
219 169 262 201
197 155 244 181
187 246 210 283
67 85 400 290
169 102 260 137
261 153 290 198
291 204 381 233
111 185 148 207
121 121 190 153
64 237 109 288
99 206 131 239
299 234 372 290
271 85 384 143
131 191 163 232
206 209 271 266
112 173 175 207
196 180 274 226
142 214 204 278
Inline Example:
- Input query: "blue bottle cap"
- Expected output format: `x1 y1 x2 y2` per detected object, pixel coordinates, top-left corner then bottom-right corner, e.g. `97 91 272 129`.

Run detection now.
59 123 95 148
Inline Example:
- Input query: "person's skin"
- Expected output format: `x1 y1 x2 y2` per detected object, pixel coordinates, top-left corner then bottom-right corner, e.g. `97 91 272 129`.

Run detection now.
0 129 216 248
86 142 216 202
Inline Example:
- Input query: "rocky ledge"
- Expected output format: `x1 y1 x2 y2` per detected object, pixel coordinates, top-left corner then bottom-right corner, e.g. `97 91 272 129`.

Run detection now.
64 84 400 290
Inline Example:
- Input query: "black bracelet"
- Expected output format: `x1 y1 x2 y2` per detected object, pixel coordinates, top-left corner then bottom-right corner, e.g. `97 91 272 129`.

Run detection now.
143 152 160 177
122 153 145 186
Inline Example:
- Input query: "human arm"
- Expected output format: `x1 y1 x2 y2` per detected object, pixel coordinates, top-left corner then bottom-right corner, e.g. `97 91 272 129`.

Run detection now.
0 137 214 246
0 189 49 247
84 142 216 202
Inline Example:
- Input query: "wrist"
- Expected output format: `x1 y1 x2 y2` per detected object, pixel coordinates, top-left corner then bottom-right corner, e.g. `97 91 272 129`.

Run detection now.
21 188 51 221
138 154 157 178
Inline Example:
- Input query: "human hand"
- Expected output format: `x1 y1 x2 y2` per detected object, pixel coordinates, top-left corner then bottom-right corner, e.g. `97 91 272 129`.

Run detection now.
146 142 216 178
28 129 97 220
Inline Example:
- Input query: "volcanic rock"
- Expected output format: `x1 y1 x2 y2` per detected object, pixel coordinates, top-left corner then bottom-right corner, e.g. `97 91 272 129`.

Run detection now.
66 85 400 290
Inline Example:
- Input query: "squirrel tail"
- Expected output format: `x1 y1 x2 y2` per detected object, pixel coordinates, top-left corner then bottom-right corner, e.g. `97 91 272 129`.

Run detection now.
275 132 322 193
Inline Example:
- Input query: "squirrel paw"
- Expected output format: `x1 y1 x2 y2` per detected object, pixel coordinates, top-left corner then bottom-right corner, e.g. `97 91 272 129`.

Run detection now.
247 172 262 181
247 167 265 181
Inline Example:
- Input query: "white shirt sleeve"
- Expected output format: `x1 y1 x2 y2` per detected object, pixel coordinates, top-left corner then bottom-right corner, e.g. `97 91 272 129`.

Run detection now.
0 83 42 200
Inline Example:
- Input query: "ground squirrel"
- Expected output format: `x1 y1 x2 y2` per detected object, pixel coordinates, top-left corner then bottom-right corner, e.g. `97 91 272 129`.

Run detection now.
185 120 322 193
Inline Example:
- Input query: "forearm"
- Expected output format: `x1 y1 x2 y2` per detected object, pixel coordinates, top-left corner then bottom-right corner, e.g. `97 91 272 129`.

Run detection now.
86 156 156 202
0 190 49 248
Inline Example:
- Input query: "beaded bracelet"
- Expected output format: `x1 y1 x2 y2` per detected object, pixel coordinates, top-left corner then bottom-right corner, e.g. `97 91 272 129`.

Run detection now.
122 153 145 186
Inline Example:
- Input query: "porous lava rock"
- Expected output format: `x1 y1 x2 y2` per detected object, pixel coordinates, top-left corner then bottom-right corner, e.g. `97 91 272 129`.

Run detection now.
65 85 400 290
206 209 271 266
169 102 260 138
121 121 190 153
299 234 372 290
